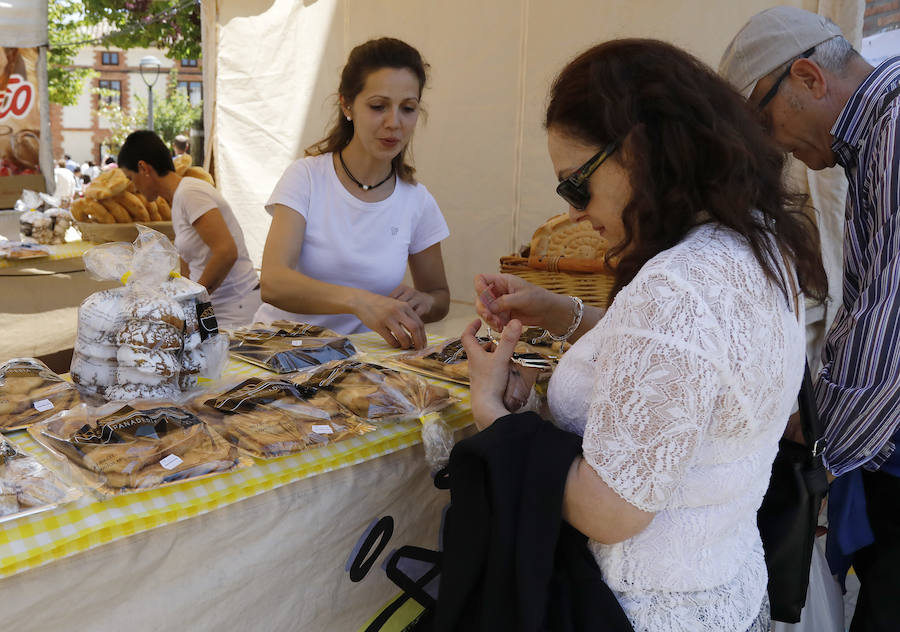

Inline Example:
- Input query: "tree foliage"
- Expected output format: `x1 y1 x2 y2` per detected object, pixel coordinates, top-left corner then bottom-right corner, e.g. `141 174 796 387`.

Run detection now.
48 0 201 106
48 0 96 106
95 70 200 156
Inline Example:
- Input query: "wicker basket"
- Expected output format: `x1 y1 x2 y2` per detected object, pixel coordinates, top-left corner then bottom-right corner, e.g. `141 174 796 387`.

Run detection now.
499 214 615 309
77 221 175 244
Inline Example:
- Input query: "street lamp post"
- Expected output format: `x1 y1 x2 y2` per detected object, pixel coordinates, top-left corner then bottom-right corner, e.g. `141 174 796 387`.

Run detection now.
138 55 162 131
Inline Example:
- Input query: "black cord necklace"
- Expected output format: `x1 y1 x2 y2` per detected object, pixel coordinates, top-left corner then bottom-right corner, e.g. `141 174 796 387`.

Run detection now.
338 150 395 191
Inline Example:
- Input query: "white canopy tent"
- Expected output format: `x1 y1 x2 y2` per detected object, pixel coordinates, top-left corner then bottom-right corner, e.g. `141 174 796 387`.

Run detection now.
202 0 859 360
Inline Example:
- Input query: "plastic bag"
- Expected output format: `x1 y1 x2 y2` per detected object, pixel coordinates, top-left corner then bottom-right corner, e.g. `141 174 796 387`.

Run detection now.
229 336 357 373
1 436 82 522
421 412 455 472
229 320 340 343
295 360 458 422
0 358 83 431
772 538 844 632
197 377 375 458
72 226 228 401
28 401 249 496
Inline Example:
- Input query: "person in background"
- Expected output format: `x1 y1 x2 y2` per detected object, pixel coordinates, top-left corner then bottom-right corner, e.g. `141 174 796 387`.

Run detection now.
64 154 77 173
463 39 827 632
118 130 261 328
53 159 76 206
72 167 83 194
720 8 900 629
102 156 117 171
88 160 100 181
254 37 450 349
173 134 189 156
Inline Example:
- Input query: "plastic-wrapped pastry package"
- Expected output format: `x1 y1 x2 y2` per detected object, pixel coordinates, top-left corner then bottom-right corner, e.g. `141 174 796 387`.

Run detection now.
71 226 229 401
1 436 82 522
229 320 340 344
293 360 458 421
16 190 75 244
198 377 375 458
0 358 83 431
388 327 565 385
28 402 249 495
228 336 357 374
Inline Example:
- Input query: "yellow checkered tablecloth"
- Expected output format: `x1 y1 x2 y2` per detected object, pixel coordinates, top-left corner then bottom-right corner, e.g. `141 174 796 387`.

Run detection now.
0 240 94 270
0 331 472 579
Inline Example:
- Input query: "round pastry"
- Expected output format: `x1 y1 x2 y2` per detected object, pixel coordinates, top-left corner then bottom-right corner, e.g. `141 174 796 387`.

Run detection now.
116 366 170 386
83 198 115 224
117 346 178 377
146 200 160 220
183 304 199 336
117 191 150 222
85 168 128 200
116 320 182 351
70 198 90 222
128 296 185 330
74 335 118 361
100 198 131 223
182 167 214 187
181 347 205 374
173 153 192 175
71 352 117 388
155 196 172 221
105 381 179 402
78 288 126 342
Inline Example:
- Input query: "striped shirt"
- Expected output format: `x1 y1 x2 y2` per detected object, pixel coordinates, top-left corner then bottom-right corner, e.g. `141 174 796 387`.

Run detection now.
819 57 900 476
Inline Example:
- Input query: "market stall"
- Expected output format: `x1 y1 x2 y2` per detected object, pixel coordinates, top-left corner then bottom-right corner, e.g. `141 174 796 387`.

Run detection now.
1 331 469 631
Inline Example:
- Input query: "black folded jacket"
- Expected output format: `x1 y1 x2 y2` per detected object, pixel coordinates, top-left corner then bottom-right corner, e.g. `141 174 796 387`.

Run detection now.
431 411 633 632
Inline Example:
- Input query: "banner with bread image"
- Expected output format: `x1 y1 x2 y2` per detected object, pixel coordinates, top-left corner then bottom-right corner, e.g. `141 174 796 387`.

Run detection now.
0 47 41 177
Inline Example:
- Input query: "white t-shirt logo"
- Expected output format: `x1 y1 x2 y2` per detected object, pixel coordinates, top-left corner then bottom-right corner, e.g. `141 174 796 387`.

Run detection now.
391 226 399 236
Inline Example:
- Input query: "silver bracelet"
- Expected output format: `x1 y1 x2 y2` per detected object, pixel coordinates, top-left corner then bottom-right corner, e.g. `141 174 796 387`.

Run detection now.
545 296 584 342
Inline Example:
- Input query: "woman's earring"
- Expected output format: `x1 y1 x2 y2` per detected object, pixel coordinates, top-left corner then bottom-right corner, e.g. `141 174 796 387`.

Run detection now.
346 115 352 122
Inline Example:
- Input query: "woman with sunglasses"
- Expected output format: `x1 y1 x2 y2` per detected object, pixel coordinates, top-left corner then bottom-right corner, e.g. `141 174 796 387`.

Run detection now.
255 38 450 349
462 39 827 631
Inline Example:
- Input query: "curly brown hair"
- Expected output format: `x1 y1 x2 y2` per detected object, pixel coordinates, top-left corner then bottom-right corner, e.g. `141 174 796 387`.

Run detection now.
305 37 429 184
545 39 827 304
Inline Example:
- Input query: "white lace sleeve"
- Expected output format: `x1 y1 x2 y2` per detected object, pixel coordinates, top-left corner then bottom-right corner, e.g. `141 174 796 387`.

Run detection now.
582 267 726 513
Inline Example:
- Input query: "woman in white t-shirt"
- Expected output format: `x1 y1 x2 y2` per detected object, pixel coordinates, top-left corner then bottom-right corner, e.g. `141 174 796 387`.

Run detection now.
254 38 450 349
118 130 261 328
460 41 830 631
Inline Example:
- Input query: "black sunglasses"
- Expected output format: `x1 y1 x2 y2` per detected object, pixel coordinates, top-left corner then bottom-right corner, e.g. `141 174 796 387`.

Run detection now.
555 141 619 210
756 47 815 112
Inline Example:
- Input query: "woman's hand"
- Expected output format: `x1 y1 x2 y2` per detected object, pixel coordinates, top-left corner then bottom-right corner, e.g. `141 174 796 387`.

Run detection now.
353 291 427 350
390 283 435 317
460 318 523 430
474 273 568 332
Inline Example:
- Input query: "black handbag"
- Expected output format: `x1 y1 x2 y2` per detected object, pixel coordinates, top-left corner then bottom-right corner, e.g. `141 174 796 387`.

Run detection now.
757 360 829 623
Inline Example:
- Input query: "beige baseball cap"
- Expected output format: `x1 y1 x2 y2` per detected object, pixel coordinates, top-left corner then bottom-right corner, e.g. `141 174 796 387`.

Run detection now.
719 6 843 99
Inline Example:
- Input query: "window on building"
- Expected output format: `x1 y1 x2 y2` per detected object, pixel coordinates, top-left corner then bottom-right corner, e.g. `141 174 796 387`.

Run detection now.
98 79 122 106
101 51 119 65
181 58 198 67
177 80 203 106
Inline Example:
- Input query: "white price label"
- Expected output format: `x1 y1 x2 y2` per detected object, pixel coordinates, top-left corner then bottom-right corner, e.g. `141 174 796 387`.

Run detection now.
33 399 54 412
159 454 183 470
291 340 304 346
311 424 334 435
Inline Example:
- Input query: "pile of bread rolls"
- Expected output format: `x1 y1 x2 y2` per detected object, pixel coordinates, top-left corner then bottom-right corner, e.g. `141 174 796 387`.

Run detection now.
71 169 171 224
71 161 215 225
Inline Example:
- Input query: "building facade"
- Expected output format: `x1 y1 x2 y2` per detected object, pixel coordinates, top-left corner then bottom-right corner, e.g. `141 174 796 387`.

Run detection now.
51 44 201 165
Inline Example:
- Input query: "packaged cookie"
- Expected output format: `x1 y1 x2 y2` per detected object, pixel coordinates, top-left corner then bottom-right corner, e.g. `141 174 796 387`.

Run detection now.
28 402 249 495
0 358 82 431
229 336 357 374
294 360 458 421
388 330 563 386
198 377 375 458
229 320 340 344
1 437 82 522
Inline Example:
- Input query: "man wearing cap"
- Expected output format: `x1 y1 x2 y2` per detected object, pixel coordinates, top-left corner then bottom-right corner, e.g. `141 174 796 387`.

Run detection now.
721 7 900 630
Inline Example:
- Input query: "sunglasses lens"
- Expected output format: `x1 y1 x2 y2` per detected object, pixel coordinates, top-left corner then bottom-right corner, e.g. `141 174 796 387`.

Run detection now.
556 181 589 210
